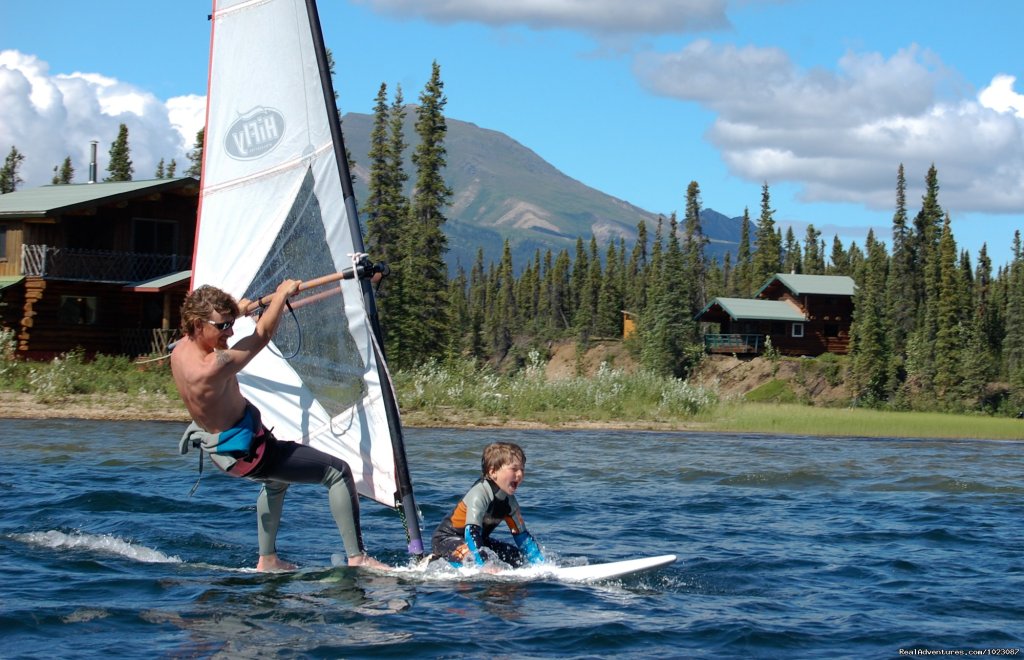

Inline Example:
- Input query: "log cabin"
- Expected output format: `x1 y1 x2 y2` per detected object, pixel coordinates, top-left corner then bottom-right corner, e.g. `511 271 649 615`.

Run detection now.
0 178 198 359
696 273 856 356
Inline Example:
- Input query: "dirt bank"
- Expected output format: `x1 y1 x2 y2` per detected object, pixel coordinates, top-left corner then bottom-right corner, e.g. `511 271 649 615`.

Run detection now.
544 339 851 406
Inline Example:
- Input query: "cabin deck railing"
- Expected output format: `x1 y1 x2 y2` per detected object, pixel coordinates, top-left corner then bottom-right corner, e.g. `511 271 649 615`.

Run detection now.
21 244 191 283
703 333 763 354
120 328 179 357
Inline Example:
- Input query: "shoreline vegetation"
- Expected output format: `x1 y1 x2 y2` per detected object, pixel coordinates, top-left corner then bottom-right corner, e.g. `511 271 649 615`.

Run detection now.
1 348 1021 441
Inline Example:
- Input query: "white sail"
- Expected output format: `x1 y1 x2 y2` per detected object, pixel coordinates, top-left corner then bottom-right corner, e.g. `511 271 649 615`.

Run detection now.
194 0 422 553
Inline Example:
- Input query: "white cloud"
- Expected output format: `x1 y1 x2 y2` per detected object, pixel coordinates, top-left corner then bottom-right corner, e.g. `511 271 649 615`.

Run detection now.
354 0 731 34
634 41 1024 214
0 50 203 188
980 74 1024 118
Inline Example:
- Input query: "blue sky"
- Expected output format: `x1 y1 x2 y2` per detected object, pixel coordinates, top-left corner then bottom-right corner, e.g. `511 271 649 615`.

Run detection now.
2 0 1022 267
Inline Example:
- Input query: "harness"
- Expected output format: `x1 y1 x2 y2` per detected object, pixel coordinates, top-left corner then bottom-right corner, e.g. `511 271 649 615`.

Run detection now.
179 402 272 496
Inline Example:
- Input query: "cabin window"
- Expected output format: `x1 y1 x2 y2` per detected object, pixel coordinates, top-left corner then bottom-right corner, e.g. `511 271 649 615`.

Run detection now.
791 322 804 338
58 295 97 325
132 218 177 255
0 224 7 261
825 323 839 337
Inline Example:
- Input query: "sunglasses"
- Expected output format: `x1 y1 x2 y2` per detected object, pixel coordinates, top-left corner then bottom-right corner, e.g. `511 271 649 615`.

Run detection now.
205 319 235 331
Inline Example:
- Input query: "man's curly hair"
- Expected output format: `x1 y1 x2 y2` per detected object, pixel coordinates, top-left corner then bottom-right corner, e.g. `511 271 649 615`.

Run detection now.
180 285 239 337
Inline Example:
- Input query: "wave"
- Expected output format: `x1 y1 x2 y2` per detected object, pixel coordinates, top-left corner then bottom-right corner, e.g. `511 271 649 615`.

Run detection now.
9 529 182 564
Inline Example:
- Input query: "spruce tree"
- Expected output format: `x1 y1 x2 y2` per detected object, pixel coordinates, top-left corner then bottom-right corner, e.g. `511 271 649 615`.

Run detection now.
185 128 204 178
783 226 801 274
735 208 752 296
155 158 166 179
534 250 548 334
960 245 997 408
720 251 734 297
975 244 1003 363
446 265 470 361
540 249 556 335
682 181 707 311
828 236 849 275
364 83 395 261
490 239 517 358
549 249 572 332
626 221 649 314
0 145 26 193
167 159 177 177
570 237 589 324
751 183 781 289
849 230 890 404
932 215 961 403
802 224 824 274
641 214 697 377
905 166 945 400
370 86 411 346
51 156 74 184
105 123 133 181
596 240 624 337
399 60 452 365
574 237 602 345
1001 232 1024 401
467 248 487 360
885 164 915 396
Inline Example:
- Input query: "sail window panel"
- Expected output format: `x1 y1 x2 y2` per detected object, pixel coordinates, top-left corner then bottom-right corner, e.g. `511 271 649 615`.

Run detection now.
242 170 368 416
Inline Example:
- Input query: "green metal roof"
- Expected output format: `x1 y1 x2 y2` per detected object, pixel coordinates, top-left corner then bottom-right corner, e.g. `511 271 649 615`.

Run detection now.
125 270 191 292
700 297 807 322
0 178 198 218
0 276 25 291
756 273 856 297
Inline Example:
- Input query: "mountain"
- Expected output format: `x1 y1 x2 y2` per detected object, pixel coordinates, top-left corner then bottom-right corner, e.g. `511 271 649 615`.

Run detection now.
342 109 748 272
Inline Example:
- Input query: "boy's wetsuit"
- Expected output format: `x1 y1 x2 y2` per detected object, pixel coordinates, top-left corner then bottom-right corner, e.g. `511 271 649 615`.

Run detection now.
431 477 543 567
180 401 366 560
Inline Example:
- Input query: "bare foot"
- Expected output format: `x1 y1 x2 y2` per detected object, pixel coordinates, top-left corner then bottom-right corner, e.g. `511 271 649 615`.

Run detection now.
348 553 390 570
256 554 298 572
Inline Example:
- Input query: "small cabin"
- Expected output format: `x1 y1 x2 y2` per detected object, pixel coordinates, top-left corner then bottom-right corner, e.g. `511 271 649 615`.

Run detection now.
696 273 855 356
0 178 198 359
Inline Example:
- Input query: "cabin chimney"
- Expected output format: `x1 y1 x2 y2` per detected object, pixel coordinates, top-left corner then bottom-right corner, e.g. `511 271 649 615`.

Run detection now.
88 140 98 183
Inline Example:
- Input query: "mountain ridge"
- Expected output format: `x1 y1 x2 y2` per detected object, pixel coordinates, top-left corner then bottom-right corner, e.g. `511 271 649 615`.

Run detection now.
341 109 748 270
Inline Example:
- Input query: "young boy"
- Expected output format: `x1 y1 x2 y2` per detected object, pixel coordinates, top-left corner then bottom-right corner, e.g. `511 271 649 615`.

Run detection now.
431 442 544 568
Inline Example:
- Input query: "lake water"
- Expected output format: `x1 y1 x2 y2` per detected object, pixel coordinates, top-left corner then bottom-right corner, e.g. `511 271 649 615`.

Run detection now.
2 419 1022 658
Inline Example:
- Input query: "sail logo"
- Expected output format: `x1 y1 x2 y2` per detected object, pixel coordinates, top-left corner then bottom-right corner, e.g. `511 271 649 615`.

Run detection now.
225 107 285 160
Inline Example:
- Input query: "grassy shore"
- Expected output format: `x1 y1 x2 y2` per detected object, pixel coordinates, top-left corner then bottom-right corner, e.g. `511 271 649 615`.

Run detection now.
0 348 1021 441
694 402 1024 441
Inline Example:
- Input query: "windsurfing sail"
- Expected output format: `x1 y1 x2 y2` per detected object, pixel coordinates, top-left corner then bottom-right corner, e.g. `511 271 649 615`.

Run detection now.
193 0 424 556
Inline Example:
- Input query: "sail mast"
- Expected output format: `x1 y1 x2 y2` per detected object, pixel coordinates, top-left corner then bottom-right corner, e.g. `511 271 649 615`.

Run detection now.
304 0 424 557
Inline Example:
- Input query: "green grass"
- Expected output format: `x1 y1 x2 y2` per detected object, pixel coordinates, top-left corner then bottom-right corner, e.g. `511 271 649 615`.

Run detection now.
700 402 1024 441
393 353 718 426
0 329 178 403
1 329 1020 441
743 379 799 404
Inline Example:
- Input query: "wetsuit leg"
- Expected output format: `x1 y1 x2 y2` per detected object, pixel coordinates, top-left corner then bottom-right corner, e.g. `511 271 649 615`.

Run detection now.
256 480 289 556
256 440 365 559
484 539 525 567
432 533 469 563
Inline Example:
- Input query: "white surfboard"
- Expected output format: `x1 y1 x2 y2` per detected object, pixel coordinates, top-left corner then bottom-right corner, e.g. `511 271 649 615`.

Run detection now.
340 553 677 583
543 554 677 582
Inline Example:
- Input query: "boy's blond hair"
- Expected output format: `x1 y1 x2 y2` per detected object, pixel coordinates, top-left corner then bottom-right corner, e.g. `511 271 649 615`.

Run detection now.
481 442 526 476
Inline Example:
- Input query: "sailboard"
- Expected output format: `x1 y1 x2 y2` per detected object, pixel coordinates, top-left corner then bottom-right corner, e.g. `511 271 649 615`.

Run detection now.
193 0 423 556
542 554 677 582
357 554 677 584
